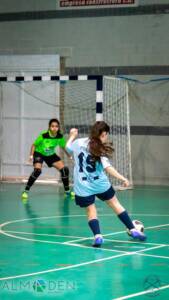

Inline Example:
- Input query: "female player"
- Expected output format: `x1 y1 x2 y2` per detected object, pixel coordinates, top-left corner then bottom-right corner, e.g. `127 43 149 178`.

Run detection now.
22 118 74 200
66 121 146 247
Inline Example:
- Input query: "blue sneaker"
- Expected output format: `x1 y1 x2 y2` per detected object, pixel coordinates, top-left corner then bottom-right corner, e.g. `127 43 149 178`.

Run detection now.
130 228 147 241
93 235 104 247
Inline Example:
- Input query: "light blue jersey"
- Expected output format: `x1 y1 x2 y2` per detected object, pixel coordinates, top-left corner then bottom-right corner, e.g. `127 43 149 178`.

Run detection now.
66 137 112 196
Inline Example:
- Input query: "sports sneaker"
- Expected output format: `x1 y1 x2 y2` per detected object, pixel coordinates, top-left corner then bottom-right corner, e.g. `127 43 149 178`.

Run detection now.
64 190 75 199
130 228 147 241
93 235 104 247
21 191 29 200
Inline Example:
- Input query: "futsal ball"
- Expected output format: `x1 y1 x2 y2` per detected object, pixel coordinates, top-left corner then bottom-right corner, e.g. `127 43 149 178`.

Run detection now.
126 220 144 236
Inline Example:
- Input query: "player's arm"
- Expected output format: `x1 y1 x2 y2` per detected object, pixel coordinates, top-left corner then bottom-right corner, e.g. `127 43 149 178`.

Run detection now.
29 133 43 162
105 166 130 187
66 128 78 153
58 135 73 159
29 144 35 161
62 147 73 160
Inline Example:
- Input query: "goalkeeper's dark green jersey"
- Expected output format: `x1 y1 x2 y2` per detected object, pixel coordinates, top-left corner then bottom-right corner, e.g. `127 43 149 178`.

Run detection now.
33 130 66 156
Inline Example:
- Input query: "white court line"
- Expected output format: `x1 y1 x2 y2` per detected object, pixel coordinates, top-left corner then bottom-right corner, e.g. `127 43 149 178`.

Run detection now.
127 214 169 217
103 223 169 238
144 223 169 230
0 216 169 282
136 252 169 260
113 245 145 249
1 219 168 249
68 244 166 256
0 214 87 227
65 223 169 244
102 230 125 237
1 214 169 228
0 252 130 281
100 213 169 217
133 244 165 254
0 232 167 282
63 237 91 243
64 230 126 244
62 242 166 257
0 214 168 246
5 230 160 254
0 230 70 245
5 230 85 239
0 239 166 282
113 284 169 300
104 238 168 247
63 242 130 253
0 230 131 255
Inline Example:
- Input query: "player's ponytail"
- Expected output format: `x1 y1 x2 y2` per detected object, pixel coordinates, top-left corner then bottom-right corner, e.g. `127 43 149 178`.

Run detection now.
88 121 114 162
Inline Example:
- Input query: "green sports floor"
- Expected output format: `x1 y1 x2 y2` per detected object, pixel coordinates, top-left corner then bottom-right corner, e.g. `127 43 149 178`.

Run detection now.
0 183 169 300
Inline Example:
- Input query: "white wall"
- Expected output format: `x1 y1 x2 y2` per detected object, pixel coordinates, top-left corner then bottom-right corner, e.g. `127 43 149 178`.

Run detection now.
0 14 168 68
0 0 168 13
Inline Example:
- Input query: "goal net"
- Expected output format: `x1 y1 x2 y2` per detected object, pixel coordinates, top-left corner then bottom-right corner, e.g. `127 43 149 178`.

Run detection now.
103 76 133 189
59 79 96 182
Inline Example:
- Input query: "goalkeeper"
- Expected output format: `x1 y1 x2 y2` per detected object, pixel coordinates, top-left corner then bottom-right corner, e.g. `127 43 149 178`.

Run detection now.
66 121 146 247
22 118 74 200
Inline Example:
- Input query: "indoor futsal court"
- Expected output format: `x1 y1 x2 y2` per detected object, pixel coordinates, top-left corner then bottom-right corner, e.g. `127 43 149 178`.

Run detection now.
0 0 169 300
0 184 169 299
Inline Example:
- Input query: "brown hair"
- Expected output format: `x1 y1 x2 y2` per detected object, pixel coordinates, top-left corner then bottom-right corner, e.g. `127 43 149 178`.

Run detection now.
48 118 61 134
88 121 114 162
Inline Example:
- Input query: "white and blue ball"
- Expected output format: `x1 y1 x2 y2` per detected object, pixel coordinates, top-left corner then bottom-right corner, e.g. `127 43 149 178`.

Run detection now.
127 220 144 236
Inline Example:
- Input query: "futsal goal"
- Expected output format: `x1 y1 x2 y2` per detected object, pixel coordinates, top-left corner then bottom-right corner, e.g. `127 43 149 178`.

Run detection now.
0 75 132 190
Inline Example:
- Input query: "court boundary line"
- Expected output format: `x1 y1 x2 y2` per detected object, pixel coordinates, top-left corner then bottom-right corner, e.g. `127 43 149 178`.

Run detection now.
0 230 131 254
0 230 89 247
63 243 166 254
1 213 169 227
1 218 168 248
0 215 169 282
63 242 131 253
1 219 168 251
0 243 167 282
104 238 169 247
4 230 85 239
112 283 169 300
3 229 167 255
63 223 169 244
135 252 169 260
0 252 130 281
0 241 167 282
4 228 168 248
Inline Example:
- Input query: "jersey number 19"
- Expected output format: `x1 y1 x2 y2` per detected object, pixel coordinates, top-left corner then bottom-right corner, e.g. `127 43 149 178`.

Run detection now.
78 152 96 173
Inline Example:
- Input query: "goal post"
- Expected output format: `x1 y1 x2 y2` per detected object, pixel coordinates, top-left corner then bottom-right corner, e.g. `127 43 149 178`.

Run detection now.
103 76 133 189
